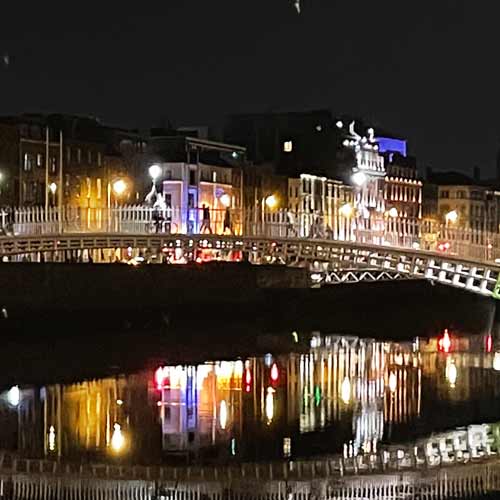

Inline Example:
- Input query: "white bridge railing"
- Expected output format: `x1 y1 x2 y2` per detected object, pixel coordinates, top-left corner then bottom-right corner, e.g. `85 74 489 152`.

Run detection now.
1 205 500 264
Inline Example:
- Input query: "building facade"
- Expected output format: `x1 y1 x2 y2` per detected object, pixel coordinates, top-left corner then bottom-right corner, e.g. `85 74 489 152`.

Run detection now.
148 136 245 235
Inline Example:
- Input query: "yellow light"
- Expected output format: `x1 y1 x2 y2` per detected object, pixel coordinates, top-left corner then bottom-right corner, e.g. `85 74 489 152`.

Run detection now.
116 399 123 406
389 372 397 393
49 182 57 194
219 400 228 430
340 203 353 217
445 210 458 224
111 423 125 452
265 195 278 210
48 425 56 452
445 358 458 388
388 207 398 218
219 193 231 208
341 377 351 404
112 179 127 196
234 360 244 377
265 387 275 423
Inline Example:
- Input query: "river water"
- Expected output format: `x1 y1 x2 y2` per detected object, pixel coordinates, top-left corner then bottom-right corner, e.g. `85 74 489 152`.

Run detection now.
1 329 500 469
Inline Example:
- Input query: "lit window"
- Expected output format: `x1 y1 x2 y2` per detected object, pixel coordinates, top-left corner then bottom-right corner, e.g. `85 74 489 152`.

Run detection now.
86 177 91 199
97 179 102 199
77 148 82 164
37 154 43 167
283 141 293 153
97 152 102 167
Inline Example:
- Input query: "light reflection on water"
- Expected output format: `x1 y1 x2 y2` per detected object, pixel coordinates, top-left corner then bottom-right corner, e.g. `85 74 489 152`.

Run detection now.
2 332 500 465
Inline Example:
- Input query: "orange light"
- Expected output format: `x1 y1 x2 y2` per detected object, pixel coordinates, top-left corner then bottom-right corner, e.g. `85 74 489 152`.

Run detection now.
438 329 452 353
270 363 279 383
486 334 493 353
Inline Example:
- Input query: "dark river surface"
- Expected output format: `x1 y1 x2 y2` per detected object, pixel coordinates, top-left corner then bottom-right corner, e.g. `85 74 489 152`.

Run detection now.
2 327 500 469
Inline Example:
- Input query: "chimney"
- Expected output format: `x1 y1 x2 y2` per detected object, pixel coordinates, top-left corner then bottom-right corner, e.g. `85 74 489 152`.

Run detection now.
473 166 480 183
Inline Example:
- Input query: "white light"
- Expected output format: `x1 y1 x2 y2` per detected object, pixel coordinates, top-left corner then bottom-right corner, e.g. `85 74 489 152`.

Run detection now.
283 141 293 153
112 179 127 196
219 400 228 430
0 172 3 182
388 207 398 218
336 120 343 128
265 387 275 423
111 423 125 452
342 139 350 147
445 359 458 388
341 377 351 404
412 242 420 250
316 124 322 132
283 437 292 458
219 193 231 208
116 399 124 406
352 171 368 186
367 127 374 136
494 353 500 371
149 164 162 180
389 372 397 393
265 195 278 209
48 426 56 452
340 203 353 217
7 386 20 407
445 210 458 224
49 182 57 194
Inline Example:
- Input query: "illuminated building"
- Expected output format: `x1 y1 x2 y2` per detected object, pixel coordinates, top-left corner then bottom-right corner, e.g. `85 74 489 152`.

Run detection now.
0 113 147 208
384 154 422 245
339 122 386 241
150 137 245 234
287 174 354 239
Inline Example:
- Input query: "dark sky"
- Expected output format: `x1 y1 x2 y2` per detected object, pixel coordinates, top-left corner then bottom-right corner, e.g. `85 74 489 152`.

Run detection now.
1 1 499 177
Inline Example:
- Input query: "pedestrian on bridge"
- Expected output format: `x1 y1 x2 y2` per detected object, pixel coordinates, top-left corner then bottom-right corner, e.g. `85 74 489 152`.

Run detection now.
200 204 212 234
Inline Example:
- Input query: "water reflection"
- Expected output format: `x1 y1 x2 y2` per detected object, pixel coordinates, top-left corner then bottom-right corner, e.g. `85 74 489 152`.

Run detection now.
3 332 500 465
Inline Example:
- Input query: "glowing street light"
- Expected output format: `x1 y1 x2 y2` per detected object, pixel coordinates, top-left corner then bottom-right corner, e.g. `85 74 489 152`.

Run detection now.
388 207 398 218
111 423 125 453
265 195 278 210
149 164 162 181
352 171 367 186
219 193 231 208
445 210 458 224
112 179 127 197
340 203 353 218
49 182 57 195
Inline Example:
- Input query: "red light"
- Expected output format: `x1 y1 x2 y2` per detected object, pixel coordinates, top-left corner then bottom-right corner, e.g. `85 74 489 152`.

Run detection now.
438 329 452 353
270 363 279 383
486 334 493 353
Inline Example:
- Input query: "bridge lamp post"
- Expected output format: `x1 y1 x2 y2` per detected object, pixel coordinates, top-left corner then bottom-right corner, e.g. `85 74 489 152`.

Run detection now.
149 164 162 187
262 195 278 236
49 182 57 207
339 203 353 241
445 210 458 225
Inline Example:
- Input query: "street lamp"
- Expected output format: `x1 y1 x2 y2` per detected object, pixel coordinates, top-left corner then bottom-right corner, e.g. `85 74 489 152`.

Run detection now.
219 193 231 208
49 182 57 207
113 179 127 198
149 164 161 182
388 207 398 218
352 171 367 187
265 195 278 210
445 209 458 225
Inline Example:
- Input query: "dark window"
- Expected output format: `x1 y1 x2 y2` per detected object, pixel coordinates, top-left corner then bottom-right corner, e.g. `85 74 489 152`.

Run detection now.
165 194 172 207
189 170 196 185
441 191 449 199
188 193 194 208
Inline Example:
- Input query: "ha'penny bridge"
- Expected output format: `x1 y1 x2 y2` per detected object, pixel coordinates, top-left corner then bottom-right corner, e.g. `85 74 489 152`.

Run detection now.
1 205 500 299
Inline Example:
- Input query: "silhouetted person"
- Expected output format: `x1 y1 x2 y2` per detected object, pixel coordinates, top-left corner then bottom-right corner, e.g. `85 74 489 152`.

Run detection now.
223 207 232 234
200 204 212 234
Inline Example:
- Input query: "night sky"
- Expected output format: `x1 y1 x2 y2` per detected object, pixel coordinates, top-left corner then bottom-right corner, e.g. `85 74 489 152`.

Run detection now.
1 1 499 177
